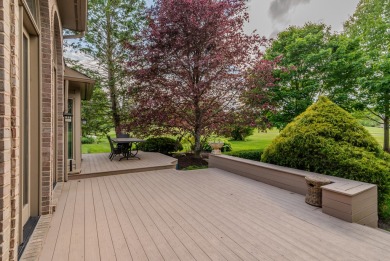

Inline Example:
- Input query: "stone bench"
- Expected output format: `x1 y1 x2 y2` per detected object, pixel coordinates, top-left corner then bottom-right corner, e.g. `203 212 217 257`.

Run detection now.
209 154 378 228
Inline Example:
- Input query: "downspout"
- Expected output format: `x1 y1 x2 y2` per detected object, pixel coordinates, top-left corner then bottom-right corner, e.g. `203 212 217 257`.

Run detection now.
63 31 85 39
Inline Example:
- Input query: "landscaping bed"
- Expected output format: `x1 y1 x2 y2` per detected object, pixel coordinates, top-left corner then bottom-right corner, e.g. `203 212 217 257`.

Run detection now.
175 153 208 170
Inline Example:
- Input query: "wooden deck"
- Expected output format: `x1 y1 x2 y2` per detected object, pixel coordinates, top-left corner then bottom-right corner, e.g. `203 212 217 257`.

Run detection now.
39 168 390 261
72 152 177 179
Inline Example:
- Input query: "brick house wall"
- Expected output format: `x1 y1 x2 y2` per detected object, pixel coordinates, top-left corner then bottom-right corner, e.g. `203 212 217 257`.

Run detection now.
0 0 65 260
0 0 20 260
9 0 20 259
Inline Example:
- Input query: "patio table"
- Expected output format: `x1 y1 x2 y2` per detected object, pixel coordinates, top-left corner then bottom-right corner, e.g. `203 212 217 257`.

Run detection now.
111 138 145 160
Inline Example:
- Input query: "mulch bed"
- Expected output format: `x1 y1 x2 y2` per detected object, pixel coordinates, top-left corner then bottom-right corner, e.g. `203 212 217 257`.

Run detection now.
379 219 390 231
174 153 208 170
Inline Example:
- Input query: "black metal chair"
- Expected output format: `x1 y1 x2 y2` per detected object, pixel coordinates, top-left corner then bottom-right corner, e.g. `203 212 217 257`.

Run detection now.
116 133 130 138
116 133 129 152
107 135 122 161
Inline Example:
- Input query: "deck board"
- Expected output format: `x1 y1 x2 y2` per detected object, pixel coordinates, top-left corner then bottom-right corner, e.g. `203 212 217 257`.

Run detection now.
84 179 100 261
74 152 177 179
39 169 390 261
91 178 116 260
69 180 85 261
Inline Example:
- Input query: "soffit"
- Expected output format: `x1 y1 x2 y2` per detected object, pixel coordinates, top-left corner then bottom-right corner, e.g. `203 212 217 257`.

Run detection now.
65 66 95 100
58 0 88 31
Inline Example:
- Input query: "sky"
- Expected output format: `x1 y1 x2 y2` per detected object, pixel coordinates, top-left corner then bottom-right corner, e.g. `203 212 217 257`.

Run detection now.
66 0 360 64
145 0 360 38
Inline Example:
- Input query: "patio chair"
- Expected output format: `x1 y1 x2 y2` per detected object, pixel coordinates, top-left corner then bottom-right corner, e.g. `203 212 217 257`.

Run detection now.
107 135 122 161
116 133 130 138
116 133 129 152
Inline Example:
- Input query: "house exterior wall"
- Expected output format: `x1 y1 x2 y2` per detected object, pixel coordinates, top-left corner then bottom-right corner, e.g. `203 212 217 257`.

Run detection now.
0 0 66 260
40 0 64 215
1 1 20 260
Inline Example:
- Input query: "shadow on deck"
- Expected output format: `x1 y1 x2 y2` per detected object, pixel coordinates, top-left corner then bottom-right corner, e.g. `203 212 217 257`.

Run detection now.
69 152 178 180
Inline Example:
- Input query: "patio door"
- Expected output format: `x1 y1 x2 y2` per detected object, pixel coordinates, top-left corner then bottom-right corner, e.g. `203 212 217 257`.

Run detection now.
19 2 40 246
21 26 39 230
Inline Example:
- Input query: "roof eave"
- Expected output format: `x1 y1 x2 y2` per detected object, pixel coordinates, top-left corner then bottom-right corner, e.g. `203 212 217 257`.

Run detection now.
58 0 88 32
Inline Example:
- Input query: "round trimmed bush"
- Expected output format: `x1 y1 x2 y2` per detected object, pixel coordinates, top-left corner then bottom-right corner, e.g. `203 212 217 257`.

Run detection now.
138 137 183 155
261 97 390 216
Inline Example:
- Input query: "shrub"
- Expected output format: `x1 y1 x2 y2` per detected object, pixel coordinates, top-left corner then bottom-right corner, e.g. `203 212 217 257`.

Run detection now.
261 97 390 217
202 141 232 152
81 136 95 144
225 150 263 161
138 137 183 155
230 126 254 141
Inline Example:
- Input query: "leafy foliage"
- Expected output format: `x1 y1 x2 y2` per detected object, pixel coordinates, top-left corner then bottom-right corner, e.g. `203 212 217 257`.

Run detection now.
138 137 183 155
225 150 263 161
66 61 113 138
344 0 390 152
229 126 255 141
81 136 96 144
262 97 390 216
70 0 146 132
127 0 268 157
182 165 208 171
261 23 365 130
202 142 232 153
264 23 332 129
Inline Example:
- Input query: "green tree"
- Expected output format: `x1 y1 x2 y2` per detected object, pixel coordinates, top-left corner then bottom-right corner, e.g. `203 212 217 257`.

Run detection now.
71 0 145 133
344 0 390 152
324 33 367 110
66 60 112 137
81 80 113 138
265 23 331 129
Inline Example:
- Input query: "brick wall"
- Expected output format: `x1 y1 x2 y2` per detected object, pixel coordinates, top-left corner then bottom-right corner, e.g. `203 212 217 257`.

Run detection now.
54 13 64 183
0 0 19 260
9 0 19 259
0 0 66 258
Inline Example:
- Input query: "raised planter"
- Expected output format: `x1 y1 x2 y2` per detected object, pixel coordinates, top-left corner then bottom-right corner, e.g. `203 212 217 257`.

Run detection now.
209 154 378 228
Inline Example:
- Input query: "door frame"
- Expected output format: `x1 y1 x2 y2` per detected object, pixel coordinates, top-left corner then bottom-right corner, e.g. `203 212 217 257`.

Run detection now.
19 4 41 244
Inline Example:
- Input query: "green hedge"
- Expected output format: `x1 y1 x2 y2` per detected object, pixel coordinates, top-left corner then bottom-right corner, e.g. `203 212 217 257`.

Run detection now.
81 136 95 144
261 97 390 217
138 137 183 155
225 150 263 161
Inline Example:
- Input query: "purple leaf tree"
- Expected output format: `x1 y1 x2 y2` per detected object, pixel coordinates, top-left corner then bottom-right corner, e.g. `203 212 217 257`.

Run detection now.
127 0 270 157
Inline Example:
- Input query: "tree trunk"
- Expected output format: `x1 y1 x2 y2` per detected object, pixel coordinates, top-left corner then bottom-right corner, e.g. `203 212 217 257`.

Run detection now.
384 92 389 152
106 10 121 133
193 131 202 158
384 116 389 153
193 95 202 158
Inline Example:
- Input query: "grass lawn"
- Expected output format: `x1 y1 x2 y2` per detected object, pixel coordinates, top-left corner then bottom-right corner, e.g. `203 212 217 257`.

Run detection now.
228 128 280 151
82 127 385 154
82 130 115 154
